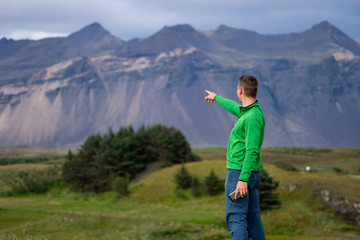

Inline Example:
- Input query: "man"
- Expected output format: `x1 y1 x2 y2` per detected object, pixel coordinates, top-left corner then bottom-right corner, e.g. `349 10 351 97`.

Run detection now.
204 74 266 240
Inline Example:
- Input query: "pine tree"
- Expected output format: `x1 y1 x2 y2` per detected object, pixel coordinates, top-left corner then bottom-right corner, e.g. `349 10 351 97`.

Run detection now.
174 165 193 190
62 134 102 192
191 175 201 197
62 124 199 193
259 168 281 210
62 150 74 185
150 124 198 166
204 169 223 196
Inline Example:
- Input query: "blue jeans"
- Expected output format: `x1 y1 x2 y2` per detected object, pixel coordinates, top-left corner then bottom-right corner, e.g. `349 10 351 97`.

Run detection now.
225 169 266 240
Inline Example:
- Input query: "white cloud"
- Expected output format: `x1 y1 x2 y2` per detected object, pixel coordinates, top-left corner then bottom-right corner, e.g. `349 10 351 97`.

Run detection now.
7 30 68 40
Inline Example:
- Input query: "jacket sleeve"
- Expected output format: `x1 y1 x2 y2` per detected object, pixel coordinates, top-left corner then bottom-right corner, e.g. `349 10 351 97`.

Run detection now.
239 117 262 181
214 95 241 116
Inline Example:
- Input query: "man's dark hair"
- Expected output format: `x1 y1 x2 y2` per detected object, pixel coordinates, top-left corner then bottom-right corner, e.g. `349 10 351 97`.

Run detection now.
239 75 258 98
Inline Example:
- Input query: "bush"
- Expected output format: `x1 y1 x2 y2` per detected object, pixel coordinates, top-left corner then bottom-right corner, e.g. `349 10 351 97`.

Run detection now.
274 161 299 171
111 176 129 196
0 165 62 196
174 165 193 190
204 169 223 196
259 168 281 210
333 167 347 174
140 124 199 166
191 176 201 197
62 124 199 193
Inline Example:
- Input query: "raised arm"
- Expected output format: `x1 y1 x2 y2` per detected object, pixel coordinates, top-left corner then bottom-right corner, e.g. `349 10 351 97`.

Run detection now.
204 90 240 116
214 95 241 116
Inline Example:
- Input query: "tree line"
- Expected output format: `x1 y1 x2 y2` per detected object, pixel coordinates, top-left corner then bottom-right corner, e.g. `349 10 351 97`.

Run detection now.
62 124 199 193
62 123 280 209
174 164 280 210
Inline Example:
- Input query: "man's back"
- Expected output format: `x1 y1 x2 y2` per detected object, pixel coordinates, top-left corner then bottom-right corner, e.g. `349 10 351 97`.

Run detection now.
214 96 265 181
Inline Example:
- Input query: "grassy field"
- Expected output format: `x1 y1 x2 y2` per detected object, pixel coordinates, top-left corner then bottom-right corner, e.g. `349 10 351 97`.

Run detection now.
262 147 360 174
0 147 359 240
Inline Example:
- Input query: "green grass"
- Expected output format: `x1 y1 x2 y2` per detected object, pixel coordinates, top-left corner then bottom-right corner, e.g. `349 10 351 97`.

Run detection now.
0 154 66 166
192 147 227 154
0 145 69 166
0 147 359 240
262 147 360 174
0 193 229 240
0 164 63 196
262 146 332 156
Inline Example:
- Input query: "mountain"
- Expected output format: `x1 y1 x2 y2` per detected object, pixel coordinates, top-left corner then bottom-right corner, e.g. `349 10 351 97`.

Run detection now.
0 22 125 86
121 24 224 57
211 21 360 63
65 22 125 56
0 21 359 147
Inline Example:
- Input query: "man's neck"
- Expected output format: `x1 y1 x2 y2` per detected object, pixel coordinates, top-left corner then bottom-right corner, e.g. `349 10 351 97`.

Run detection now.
241 97 257 108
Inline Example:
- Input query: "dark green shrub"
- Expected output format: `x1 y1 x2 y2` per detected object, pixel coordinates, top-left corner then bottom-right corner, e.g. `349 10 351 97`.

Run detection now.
259 168 281 210
332 167 347 174
144 124 198 166
204 169 223 196
274 161 299 171
111 176 129 196
62 124 199 193
62 134 103 192
174 165 193 190
191 176 201 197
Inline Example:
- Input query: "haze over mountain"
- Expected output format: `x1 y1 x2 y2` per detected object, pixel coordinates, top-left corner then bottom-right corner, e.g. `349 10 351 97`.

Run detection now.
0 21 359 147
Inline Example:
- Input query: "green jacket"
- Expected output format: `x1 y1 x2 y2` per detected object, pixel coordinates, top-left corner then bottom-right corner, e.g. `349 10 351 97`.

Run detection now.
214 95 265 182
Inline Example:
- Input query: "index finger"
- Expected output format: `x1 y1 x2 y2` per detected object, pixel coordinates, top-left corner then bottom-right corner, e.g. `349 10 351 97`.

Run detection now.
204 90 210 94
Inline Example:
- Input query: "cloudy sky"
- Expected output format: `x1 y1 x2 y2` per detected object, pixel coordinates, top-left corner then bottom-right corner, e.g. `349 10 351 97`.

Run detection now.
1 0 359 41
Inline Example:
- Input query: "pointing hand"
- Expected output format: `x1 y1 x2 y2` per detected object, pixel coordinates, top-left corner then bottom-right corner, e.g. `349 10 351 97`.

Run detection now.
204 90 217 104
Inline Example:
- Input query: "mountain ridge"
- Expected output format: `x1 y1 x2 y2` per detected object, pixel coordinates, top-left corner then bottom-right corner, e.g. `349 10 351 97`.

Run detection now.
0 21 359 147
211 20 360 62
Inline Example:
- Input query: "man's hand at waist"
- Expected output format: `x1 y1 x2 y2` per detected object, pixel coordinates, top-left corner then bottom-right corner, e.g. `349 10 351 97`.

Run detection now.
204 90 217 103
234 180 248 199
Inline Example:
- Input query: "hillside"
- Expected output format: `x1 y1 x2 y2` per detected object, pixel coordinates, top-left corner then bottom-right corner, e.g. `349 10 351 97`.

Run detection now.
0 21 359 147
0 147 359 239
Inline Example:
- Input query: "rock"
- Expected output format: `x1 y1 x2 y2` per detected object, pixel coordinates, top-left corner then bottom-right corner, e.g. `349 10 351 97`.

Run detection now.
289 184 297 192
313 188 360 226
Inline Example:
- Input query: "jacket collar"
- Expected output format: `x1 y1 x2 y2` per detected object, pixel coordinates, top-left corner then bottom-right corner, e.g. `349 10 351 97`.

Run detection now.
240 100 259 111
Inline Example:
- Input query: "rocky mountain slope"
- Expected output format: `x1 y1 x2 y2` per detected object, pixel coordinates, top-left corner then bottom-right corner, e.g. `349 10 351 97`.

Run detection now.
0 21 359 147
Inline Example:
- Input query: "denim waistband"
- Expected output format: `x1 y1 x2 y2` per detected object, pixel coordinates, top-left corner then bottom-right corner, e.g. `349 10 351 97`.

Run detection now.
227 168 259 173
